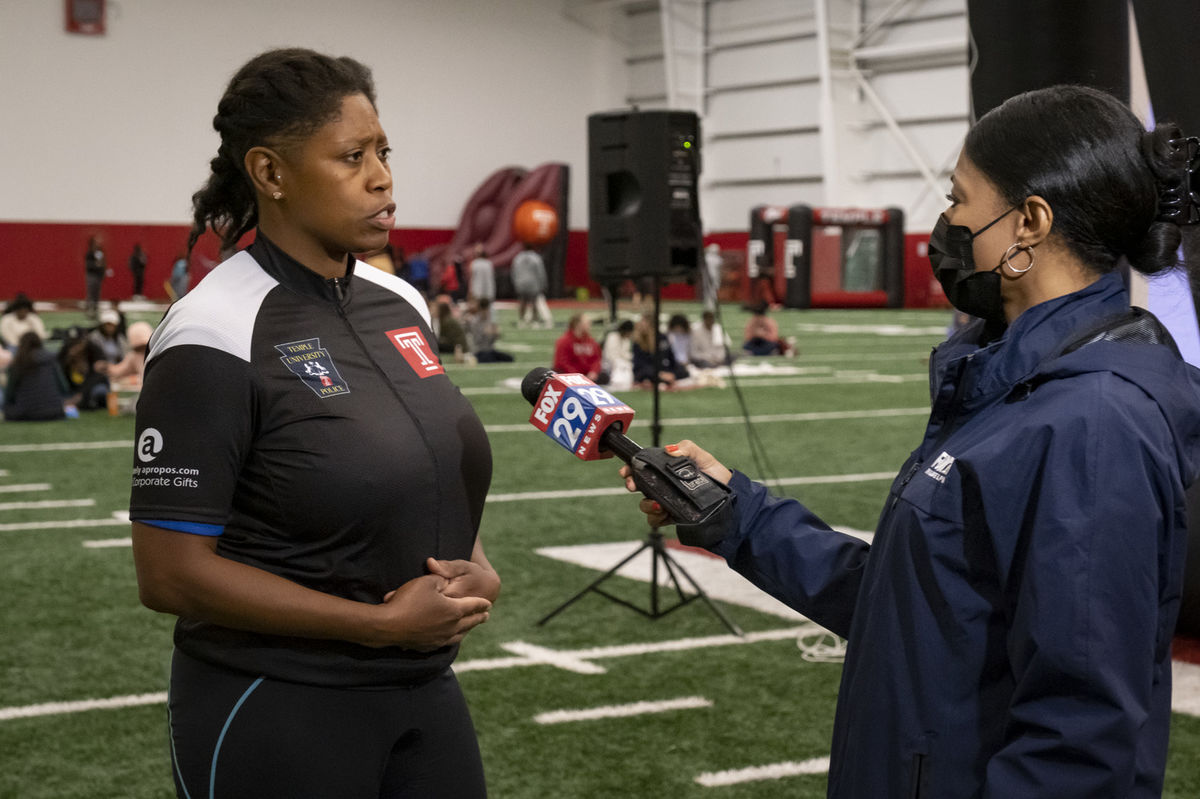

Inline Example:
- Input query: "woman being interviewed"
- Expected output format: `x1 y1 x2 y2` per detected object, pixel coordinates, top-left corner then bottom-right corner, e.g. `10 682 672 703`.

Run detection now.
625 85 1200 798
130 49 498 798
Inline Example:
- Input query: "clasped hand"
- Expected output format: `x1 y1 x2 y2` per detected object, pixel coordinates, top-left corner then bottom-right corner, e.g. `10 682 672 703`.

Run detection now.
374 557 499 652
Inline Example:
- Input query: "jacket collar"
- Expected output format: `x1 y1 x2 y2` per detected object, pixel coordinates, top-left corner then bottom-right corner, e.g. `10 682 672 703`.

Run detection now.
247 230 356 303
935 271 1131 406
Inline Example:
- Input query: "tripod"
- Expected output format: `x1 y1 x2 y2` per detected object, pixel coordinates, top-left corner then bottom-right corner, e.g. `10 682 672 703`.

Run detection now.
537 277 743 636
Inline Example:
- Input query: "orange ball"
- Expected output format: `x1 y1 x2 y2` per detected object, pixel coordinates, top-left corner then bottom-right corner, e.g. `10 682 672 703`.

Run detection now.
512 200 559 245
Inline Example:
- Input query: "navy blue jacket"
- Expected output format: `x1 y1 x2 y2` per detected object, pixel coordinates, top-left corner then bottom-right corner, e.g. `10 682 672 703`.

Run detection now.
712 272 1200 797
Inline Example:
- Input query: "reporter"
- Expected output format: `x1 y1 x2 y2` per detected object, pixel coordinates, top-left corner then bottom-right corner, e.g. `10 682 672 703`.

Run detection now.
624 85 1200 798
130 48 497 798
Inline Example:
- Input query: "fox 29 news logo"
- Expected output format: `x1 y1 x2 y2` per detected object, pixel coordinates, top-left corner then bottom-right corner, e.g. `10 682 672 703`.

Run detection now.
530 374 629 458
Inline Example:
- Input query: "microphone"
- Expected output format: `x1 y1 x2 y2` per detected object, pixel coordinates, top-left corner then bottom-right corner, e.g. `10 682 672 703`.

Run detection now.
521 367 733 543
522 367 636 460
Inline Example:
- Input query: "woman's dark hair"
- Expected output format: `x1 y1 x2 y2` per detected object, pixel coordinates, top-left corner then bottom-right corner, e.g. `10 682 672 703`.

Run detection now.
12 331 44 376
188 48 376 255
4 292 33 315
667 313 690 332
965 84 1196 280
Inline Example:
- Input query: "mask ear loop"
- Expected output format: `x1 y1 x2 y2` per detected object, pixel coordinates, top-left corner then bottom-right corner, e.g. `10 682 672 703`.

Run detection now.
1002 243 1035 274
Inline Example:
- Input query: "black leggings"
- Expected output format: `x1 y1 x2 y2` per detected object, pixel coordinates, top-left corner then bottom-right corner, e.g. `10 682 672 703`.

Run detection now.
167 650 486 799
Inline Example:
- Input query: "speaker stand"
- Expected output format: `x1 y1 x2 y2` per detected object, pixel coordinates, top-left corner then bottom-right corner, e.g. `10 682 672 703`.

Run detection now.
536 277 743 636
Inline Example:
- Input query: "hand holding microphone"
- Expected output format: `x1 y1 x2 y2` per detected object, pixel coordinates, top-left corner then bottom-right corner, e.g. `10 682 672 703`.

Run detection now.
521 367 734 545
619 439 732 527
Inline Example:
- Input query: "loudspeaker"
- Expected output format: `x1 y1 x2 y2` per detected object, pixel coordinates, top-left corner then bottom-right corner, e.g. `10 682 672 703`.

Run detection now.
587 109 702 283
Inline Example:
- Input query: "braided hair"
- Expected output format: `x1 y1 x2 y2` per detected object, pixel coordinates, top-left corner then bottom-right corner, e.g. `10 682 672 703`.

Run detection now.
188 48 376 255
964 85 1198 284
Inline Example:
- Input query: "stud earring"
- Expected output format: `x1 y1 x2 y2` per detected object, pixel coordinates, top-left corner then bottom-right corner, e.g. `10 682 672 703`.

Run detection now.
272 191 282 201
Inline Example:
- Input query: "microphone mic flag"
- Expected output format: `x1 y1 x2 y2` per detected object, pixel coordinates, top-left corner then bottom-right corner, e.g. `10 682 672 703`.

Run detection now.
521 367 734 546
523 367 636 460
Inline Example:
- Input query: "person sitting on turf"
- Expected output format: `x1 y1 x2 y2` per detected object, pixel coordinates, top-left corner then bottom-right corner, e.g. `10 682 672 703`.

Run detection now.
553 312 603 382
0 292 48 351
632 312 686 389
3 332 68 421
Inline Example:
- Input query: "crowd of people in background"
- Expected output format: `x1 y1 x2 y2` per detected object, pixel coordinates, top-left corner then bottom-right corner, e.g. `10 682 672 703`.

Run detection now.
1 293 153 422
5 235 791 420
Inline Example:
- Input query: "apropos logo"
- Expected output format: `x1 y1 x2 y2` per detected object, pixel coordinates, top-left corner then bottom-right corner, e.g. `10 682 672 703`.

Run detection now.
137 428 164 463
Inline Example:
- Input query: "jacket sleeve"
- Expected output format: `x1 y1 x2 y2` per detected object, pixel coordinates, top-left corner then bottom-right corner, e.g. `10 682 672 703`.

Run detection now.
983 381 1180 797
710 471 871 636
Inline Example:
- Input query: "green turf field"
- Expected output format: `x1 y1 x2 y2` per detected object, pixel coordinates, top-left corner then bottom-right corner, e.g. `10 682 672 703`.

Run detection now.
2 301 1198 798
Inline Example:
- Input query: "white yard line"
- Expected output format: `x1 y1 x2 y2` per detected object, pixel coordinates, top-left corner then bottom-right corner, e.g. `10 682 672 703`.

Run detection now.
486 473 892 502
82 537 133 548
0 692 167 721
1 518 129 532
0 441 131 453
0 483 51 493
534 696 712 725
695 757 832 786
485 407 928 433
0 499 94 512
465 364 928 396
792 322 947 335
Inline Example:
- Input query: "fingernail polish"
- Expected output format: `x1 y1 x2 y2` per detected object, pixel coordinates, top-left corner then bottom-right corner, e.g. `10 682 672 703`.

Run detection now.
665 445 679 453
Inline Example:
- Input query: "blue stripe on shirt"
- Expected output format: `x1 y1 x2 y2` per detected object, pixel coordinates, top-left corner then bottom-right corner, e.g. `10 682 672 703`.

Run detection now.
140 519 224 536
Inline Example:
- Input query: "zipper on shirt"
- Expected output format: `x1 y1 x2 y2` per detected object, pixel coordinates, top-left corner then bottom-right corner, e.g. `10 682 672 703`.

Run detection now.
330 297 445 555
328 277 347 302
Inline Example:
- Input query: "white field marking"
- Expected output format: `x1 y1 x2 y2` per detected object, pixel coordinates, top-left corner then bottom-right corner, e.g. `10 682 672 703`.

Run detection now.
0 692 167 722
662 408 927 427
767 472 894 488
485 473 894 503
1173 660 1200 717
792 322 948 335
488 487 628 502
488 371 925 396
695 756 832 787
83 537 133 549
484 407 929 433
537 541 812 621
0 499 94 512
499 642 608 675
727 373 923 387
789 351 931 363
0 483 51 493
534 696 712 725
454 626 816 676
0 440 131 453
0 518 130 532
0 469 10 476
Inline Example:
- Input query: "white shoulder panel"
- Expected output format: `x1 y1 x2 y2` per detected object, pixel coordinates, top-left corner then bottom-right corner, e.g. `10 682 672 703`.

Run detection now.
353 261 432 327
146 251 278 364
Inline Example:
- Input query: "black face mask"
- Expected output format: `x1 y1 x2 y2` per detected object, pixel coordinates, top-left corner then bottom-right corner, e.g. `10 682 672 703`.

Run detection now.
927 207 1016 323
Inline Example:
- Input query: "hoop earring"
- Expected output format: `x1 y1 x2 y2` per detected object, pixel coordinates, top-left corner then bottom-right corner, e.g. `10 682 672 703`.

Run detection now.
1003 243 1034 275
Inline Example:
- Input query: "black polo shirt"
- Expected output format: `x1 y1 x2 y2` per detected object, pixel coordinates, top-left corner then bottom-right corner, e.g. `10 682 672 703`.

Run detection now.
130 233 491 687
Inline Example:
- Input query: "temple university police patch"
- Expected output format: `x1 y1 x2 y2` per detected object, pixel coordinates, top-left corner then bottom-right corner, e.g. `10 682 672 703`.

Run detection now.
275 338 350 398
